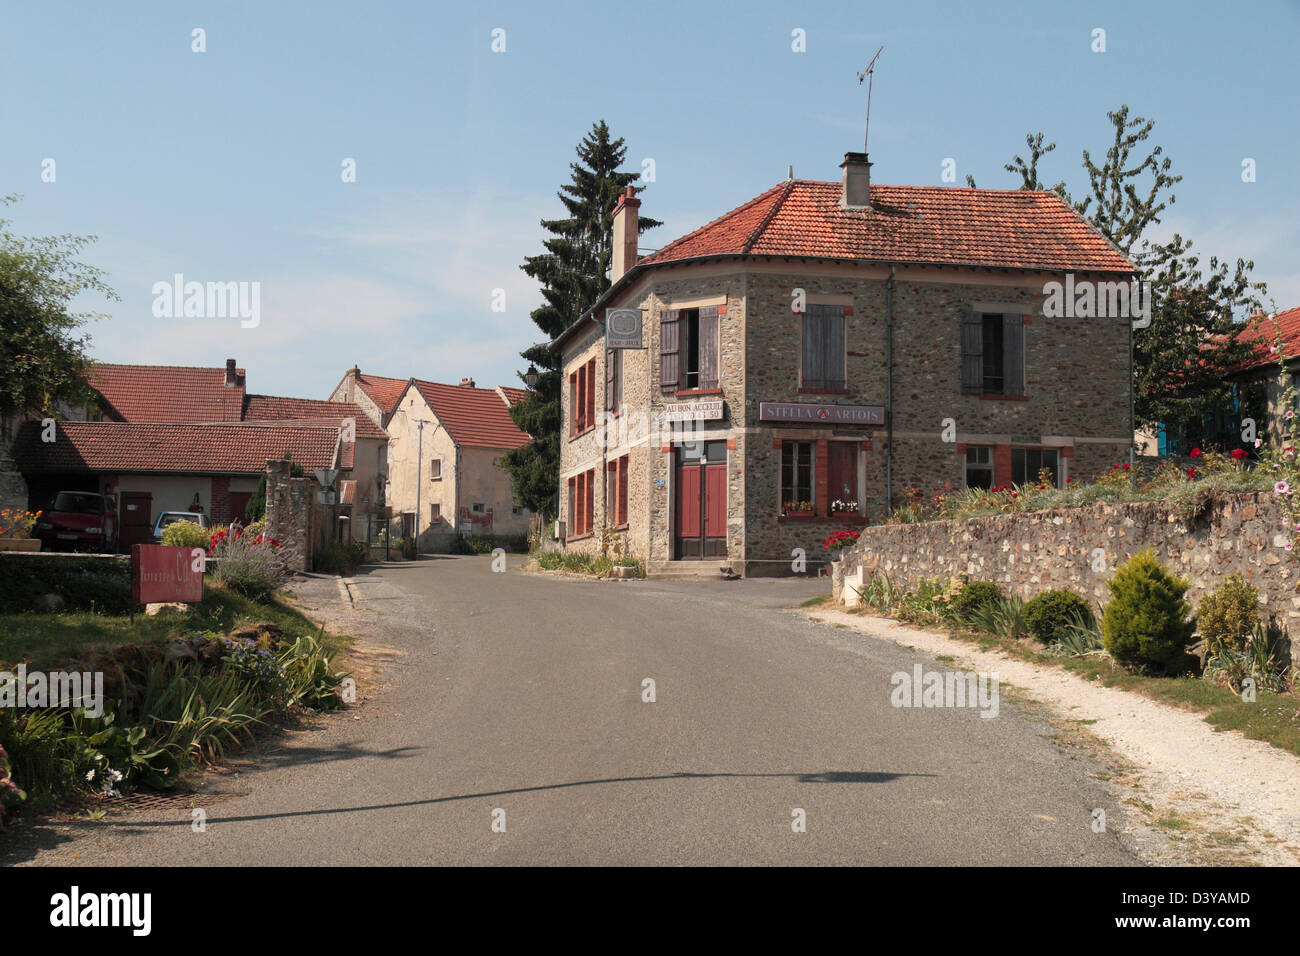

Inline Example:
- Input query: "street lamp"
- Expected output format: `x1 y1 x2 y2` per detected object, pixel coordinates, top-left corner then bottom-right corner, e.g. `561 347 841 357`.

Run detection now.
524 365 539 389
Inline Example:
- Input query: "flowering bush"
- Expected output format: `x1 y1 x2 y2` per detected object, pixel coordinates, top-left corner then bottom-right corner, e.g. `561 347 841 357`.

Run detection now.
782 499 813 514
211 533 290 600
0 509 40 539
208 525 281 555
160 519 210 548
823 529 860 553
830 499 859 514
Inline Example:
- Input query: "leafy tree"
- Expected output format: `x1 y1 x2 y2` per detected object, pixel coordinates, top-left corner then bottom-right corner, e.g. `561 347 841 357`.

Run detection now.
505 121 661 515
974 108 1266 439
1101 550 1196 675
0 195 117 424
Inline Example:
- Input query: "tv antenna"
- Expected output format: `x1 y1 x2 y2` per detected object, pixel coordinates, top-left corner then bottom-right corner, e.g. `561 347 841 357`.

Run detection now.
856 46 884 153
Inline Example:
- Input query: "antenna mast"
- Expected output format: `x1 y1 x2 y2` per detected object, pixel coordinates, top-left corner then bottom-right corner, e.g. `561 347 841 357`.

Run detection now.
856 46 884 153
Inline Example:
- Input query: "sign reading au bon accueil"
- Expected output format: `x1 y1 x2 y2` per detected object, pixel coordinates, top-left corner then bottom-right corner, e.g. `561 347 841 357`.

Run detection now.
606 308 643 349
758 402 885 426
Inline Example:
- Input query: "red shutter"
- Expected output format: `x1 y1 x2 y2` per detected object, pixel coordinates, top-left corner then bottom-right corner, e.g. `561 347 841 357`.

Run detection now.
569 373 578 436
606 349 615 412
585 469 595 535
585 360 596 429
660 309 680 393
617 455 629 525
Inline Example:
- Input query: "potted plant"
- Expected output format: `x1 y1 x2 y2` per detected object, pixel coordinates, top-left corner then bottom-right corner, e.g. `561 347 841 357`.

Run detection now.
0 509 42 552
823 528 860 561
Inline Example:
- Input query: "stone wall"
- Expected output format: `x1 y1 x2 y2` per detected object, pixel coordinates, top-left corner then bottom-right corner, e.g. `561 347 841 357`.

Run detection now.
835 491 1297 660
264 458 319 572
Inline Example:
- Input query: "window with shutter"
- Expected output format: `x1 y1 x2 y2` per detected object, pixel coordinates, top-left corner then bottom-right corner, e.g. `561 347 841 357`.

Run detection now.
802 305 845 389
960 308 983 394
585 359 596 428
660 309 680 394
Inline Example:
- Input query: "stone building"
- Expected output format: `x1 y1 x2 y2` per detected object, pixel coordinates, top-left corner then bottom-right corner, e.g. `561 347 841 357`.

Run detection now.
554 152 1137 576
328 367 531 552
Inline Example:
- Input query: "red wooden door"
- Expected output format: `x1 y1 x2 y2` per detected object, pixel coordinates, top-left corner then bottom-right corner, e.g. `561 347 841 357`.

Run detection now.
119 492 153 551
675 441 727 559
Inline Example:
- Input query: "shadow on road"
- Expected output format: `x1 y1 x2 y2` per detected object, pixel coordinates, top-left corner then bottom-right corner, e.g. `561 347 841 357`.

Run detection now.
26 768 935 834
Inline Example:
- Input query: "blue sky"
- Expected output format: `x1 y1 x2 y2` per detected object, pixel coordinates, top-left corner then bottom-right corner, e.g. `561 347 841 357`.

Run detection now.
2 0 1297 399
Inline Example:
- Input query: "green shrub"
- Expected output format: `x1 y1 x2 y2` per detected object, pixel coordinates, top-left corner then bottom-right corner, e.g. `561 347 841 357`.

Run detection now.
211 537 290 600
1101 550 1197 675
952 581 1003 622
967 596 1029 640
1198 573 1260 655
0 554 132 613
1204 616 1290 694
1024 590 1095 645
160 519 210 548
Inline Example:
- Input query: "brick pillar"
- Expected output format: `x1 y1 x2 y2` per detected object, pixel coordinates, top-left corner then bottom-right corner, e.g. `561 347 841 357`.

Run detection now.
993 444 1013 487
211 476 231 523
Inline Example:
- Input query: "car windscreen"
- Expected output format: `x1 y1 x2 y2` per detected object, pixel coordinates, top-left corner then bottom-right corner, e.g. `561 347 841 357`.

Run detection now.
51 492 105 515
159 514 198 528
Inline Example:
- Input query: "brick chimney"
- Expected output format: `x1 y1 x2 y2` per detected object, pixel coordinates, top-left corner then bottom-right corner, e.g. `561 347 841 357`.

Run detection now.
224 358 238 387
459 377 476 388
839 152 872 210
611 185 641 283
350 364 361 379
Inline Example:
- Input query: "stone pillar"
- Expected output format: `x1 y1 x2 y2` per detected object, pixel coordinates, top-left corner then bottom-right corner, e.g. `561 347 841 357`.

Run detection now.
264 459 312 572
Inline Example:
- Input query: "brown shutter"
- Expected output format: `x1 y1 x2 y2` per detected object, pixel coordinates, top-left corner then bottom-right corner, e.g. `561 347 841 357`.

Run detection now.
698 305 719 389
585 359 596 426
961 308 983 394
569 372 578 436
802 310 825 388
825 305 845 389
605 349 616 412
1002 313 1024 397
614 348 623 409
660 309 680 394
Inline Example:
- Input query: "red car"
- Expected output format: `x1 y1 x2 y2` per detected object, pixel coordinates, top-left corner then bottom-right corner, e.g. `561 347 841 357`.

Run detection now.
33 491 118 552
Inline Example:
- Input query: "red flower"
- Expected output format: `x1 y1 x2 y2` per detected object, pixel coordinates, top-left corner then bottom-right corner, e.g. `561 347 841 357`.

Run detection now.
1230 448 1247 461
1122 464 1130 470
1187 467 1197 479
1190 447 1203 458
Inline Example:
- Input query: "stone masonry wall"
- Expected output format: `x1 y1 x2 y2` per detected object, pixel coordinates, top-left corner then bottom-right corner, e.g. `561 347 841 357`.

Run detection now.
264 458 317 572
835 491 1298 662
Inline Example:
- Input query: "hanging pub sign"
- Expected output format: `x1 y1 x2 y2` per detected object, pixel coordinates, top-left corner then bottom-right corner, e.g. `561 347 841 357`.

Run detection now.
759 402 886 426
606 308 643 349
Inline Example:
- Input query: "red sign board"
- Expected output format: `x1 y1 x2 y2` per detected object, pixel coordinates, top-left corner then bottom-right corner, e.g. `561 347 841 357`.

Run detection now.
132 544 204 605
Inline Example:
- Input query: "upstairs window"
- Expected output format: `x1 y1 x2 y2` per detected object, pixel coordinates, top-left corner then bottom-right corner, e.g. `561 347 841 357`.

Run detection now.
961 309 1024 396
801 304 846 390
569 358 597 435
661 306 719 393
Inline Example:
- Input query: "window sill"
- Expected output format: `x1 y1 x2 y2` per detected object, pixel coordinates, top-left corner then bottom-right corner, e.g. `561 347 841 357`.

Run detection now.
977 394 1028 402
567 532 594 542
568 426 596 442
779 513 866 523
671 388 723 398
613 522 629 531
797 387 850 395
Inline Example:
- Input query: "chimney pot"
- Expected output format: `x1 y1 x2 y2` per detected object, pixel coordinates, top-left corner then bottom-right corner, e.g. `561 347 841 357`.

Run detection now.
351 364 361 379
225 358 238 387
460 377 475 388
839 151 872 210
611 186 642 283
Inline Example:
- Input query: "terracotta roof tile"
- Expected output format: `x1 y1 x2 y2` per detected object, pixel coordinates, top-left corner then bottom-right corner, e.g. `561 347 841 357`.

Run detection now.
14 421 338 476
640 181 1134 273
90 363 246 422
350 373 411 418
412 381 531 449
1232 307 1300 371
242 394 386 439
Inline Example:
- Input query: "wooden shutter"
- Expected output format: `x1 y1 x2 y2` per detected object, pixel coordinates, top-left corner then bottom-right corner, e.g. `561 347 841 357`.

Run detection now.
605 349 616 412
961 308 983 394
585 359 596 427
802 311 826 388
1002 313 1024 397
824 305 845 389
698 305 719 389
614 348 623 410
569 372 578 436
660 309 680 393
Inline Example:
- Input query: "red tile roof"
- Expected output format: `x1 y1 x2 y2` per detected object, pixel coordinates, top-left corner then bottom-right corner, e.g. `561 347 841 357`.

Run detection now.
350 372 411 418
90 363 246 422
498 386 529 407
1232 307 1300 371
243 394 387 439
14 421 338 475
411 381 531 449
640 181 1134 273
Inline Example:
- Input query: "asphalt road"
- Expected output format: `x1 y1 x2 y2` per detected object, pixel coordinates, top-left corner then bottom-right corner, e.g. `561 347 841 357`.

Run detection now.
4 556 1139 866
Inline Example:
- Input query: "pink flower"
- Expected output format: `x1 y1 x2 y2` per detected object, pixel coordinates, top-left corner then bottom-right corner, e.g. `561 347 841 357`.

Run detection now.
1276 480 1292 496
1254 438 1263 449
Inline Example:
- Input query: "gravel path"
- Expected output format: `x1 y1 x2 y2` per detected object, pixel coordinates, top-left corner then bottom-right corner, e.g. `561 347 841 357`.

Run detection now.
809 607 1300 866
